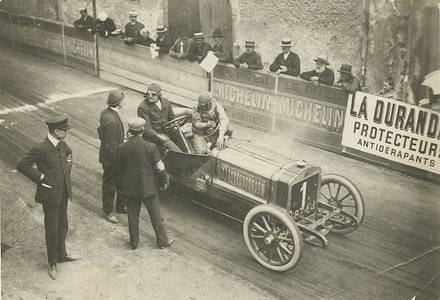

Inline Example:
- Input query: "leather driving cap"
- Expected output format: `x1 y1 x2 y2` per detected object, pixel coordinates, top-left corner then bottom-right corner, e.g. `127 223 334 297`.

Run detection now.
45 115 69 130
107 91 124 106
127 117 145 131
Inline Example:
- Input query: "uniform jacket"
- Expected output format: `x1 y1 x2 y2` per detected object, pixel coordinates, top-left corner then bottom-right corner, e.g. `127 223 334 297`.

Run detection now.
98 108 125 166
187 41 212 63
113 135 161 198
213 41 232 63
269 51 301 76
233 51 263 70
155 34 172 54
192 100 229 136
300 68 335 86
16 138 73 206
169 37 193 59
124 21 145 41
137 97 175 143
73 15 94 30
94 18 116 37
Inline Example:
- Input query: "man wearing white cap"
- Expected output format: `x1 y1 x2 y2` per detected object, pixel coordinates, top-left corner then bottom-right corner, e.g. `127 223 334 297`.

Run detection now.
187 32 212 63
93 12 116 37
123 10 144 45
113 117 175 250
300 55 334 86
269 38 300 76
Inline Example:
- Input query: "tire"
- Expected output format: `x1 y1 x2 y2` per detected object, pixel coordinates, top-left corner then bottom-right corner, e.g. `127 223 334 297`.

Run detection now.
319 174 365 234
243 204 302 272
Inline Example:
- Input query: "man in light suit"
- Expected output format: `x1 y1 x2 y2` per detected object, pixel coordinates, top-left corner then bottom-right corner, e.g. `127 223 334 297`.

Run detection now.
98 91 127 224
16 115 80 280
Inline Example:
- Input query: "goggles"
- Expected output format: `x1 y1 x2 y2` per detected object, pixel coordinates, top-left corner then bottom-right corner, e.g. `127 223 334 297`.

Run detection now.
146 91 158 97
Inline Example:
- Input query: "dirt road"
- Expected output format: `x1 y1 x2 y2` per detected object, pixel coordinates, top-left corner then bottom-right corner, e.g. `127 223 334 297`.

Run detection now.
1 45 439 300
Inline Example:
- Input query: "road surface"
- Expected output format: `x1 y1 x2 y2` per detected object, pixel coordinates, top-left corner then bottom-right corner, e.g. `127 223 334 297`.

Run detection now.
1 45 439 300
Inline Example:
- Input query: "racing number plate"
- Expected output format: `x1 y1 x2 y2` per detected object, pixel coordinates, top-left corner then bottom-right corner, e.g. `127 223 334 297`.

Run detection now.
290 174 319 221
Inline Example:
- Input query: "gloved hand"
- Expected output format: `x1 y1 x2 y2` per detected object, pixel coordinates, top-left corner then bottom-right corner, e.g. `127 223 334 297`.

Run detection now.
207 120 216 129
156 170 170 191
216 135 225 149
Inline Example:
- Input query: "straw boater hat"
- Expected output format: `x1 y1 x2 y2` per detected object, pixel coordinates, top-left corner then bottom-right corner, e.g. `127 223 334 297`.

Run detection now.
280 38 292 47
244 40 255 47
314 54 329 65
338 64 352 74
156 26 167 33
193 32 205 39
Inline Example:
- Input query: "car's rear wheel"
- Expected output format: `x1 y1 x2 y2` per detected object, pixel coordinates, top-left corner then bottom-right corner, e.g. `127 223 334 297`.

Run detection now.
243 204 302 272
319 174 365 234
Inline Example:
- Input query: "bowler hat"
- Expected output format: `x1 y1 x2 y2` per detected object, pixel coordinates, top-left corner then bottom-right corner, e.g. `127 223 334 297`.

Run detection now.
156 26 167 33
147 83 162 95
45 115 69 130
314 55 329 65
127 117 145 132
245 41 255 47
107 91 124 106
197 91 213 104
338 64 352 74
280 38 292 47
193 32 204 39
212 29 224 38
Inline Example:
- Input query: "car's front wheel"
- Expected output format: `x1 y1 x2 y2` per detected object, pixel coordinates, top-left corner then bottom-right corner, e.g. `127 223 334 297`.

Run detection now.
243 204 302 272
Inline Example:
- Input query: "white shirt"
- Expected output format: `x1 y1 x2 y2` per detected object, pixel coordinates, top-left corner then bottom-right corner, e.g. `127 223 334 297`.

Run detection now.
283 52 290 61
109 106 120 114
155 100 162 110
47 133 59 148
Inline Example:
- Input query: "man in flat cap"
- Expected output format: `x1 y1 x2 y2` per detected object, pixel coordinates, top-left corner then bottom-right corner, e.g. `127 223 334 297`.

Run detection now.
300 54 334 86
97 91 127 224
113 117 175 250
73 8 94 31
17 115 80 280
233 41 263 70
269 38 300 76
334 64 361 93
137 83 182 155
154 26 172 55
187 32 212 63
192 91 233 154
123 10 145 45
211 29 232 63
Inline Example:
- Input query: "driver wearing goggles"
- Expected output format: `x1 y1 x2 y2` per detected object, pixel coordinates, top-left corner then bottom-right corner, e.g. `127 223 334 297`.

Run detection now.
192 91 233 154
137 83 182 154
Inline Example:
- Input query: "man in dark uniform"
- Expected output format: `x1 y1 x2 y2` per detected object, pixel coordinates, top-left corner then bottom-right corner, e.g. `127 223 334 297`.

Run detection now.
233 41 263 70
187 32 212 63
16 115 80 280
154 26 172 55
98 91 127 224
212 29 232 63
137 83 181 154
92 12 116 38
123 10 144 45
113 117 175 250
73 8 94 31
269 38 300 76
300 55 334 86
334 64 361 93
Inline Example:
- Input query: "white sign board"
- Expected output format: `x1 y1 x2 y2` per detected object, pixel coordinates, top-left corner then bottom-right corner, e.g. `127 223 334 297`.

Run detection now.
342 92 440 174
199 51 219 73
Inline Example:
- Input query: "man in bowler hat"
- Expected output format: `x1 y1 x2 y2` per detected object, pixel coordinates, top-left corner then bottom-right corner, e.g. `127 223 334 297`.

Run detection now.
113 117 175 250
16 115 80 280
269 38 300 76
212 29 232 63
98 91 127 224
334 64 361 93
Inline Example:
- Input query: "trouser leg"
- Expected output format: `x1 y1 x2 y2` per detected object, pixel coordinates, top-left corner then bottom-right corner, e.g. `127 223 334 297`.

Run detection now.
193 134 208 154
127 197 142 248
43 204 60 265
143 195 169 247
115 191 127 212
57 191 69 260
102 164 116 214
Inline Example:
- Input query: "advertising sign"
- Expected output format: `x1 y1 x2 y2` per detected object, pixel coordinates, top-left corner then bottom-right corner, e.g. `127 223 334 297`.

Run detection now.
342 92 440 174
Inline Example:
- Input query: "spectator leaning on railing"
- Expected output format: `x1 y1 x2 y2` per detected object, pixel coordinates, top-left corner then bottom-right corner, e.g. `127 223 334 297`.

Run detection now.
137 28 155 47
334 64 361 93
93 12 116 38
123 10 144 45
154 26 172 55
187 32 212 63
169 31 193 60
300 54 334 86
233 41 263 70
73 8 94 31
211 29 232 63
269 38 300 76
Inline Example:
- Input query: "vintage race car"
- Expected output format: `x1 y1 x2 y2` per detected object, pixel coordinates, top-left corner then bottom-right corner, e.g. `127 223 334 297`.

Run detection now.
161 114 365 272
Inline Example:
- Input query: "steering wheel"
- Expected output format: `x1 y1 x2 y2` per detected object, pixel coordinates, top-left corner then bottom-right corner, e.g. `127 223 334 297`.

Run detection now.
203 123 220 138
163 115 191 131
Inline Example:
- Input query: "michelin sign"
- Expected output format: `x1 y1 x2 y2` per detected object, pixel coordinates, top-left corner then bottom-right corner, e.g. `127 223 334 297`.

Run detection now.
342 92 440 174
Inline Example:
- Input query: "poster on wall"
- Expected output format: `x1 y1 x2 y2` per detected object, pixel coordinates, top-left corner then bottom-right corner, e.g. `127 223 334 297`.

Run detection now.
342 92 440 174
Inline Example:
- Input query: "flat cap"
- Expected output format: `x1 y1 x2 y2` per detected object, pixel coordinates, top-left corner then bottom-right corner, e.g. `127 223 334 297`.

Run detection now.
107 91 124 106
45 114 69 130
128 117 145 131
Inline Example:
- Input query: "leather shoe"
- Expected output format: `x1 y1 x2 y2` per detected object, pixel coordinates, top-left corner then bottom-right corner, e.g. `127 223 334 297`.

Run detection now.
48 264 57 280
116 208 127 214
158 239 176 249
105 213 119 224
58 254 81 263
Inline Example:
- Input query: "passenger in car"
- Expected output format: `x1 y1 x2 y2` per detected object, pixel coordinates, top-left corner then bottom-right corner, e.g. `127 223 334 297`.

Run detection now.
192 91 233 154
